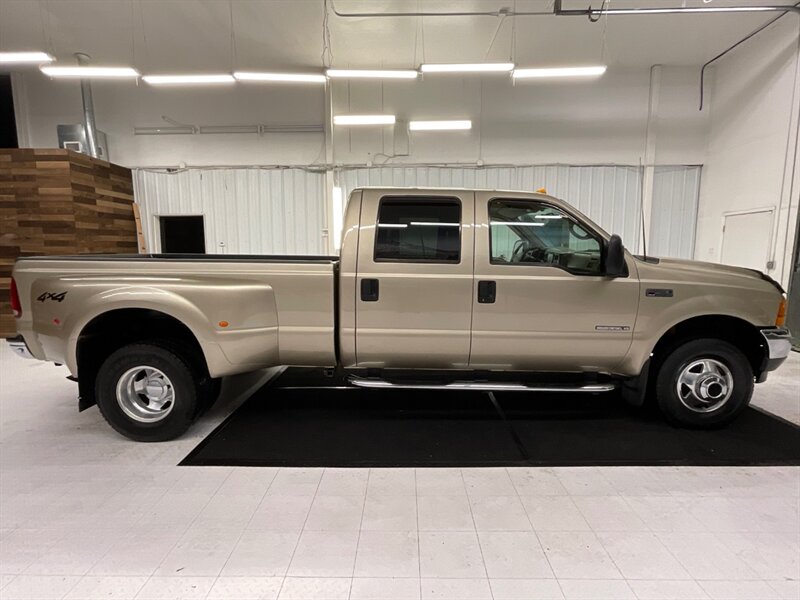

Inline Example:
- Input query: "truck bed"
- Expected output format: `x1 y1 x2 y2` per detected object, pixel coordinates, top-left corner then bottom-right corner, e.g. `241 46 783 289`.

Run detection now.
13 254 339 377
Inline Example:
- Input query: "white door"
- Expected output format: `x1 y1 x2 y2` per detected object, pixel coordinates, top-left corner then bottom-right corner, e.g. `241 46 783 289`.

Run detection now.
720 210 773 271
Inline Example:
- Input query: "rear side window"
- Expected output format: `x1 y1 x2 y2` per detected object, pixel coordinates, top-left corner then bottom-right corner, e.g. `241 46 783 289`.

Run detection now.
374 197 461 263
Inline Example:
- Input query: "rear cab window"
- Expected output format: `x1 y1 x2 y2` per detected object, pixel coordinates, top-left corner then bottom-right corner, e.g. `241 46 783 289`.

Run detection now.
374 197 461 263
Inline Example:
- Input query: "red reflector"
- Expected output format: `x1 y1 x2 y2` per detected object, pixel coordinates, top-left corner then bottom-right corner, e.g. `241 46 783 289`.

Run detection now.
10 278 21 318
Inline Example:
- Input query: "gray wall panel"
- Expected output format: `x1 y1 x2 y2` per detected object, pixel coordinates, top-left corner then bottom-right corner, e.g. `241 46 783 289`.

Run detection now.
133 168 326 254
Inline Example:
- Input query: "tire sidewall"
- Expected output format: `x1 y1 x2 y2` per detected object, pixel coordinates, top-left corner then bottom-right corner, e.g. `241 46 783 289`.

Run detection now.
656 338 754 428
95 344 199 442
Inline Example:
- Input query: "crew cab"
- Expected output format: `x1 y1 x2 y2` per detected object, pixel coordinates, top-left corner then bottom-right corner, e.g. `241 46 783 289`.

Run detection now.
9 187 792 441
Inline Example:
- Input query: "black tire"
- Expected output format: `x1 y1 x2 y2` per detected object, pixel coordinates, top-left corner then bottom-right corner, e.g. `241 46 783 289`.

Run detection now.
655 338 753 428
95 343 201 441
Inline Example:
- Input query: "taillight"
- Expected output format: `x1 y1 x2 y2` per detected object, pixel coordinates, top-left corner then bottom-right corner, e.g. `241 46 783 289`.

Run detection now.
776 297 787 327
10 277 21 318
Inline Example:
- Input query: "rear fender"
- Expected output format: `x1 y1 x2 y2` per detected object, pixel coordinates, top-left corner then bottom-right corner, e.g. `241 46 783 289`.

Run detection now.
29 276 279 377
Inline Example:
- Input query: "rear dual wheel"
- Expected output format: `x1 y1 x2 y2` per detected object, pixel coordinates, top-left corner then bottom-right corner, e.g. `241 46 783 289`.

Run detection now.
95 343 217 442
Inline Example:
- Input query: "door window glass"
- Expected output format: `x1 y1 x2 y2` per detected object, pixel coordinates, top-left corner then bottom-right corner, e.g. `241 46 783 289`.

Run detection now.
489 199 602 274
374 197 461 262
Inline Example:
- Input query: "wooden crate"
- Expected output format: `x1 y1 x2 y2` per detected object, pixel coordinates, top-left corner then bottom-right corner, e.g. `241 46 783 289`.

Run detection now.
0 149 139 338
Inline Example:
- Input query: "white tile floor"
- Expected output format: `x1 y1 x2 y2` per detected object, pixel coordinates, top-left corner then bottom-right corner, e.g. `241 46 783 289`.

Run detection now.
0 343 798 600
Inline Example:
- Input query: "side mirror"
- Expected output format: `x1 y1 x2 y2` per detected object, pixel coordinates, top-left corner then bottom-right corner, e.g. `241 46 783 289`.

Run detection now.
604 234 627 277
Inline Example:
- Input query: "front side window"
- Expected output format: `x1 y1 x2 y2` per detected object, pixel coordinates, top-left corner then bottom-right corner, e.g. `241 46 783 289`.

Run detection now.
374 197 461 262
489 199 602 274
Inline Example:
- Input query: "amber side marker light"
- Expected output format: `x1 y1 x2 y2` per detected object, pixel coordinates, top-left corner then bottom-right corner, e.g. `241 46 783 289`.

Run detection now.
219 321 229 328
776 298 787 327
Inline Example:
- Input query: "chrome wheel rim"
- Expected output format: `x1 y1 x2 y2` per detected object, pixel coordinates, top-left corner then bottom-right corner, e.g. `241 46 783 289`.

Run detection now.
116 366 175 423
676 358 733 413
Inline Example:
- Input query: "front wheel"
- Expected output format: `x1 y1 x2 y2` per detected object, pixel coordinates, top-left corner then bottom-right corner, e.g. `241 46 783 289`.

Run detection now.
95 343 201 441
655 338 754 428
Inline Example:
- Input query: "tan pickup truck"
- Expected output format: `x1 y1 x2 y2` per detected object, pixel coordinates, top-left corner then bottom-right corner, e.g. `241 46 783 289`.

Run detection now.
9 187 792 441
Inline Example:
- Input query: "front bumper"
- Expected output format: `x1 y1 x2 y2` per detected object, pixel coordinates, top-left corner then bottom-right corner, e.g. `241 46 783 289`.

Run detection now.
760 327 792 374
6 335 35 360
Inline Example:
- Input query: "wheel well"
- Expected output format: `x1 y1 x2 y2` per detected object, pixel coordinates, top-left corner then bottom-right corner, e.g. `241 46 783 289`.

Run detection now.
650 315 767 379
76 309 208 410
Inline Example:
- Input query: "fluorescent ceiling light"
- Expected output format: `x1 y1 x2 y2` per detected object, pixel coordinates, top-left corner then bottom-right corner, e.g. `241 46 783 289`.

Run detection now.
420 63 514 73
40 66 139 78
333 115 396 125
409 120 472 131
134 126 195 135
326 69 418 79
234 71 326 83
0 51 53 64
513 66 607 79
142 74 235 85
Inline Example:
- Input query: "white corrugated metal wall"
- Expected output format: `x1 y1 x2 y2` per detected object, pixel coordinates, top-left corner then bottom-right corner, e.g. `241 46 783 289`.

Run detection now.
132 168 327 255
337 165 700 259
132 165 700 258
651 166 702 258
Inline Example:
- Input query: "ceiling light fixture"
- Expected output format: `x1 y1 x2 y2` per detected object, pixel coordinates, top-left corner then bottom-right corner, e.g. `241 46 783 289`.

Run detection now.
0 51 53 64
409 120 472 131
420 63 514 73
333 115 396 125
134 126 196 135
40 66 139 78
234 71 327 83
142 74 235 85
513 65 607 79
326 69 418 79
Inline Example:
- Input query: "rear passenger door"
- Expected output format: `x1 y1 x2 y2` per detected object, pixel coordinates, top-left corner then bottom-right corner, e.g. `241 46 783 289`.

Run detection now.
355 190 474 368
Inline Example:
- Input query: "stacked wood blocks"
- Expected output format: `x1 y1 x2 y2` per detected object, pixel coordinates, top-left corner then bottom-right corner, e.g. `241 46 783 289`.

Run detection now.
0 148 139 338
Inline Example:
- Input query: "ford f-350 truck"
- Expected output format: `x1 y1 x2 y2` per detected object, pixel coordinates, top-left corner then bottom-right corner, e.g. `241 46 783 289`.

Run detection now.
9 188 792 441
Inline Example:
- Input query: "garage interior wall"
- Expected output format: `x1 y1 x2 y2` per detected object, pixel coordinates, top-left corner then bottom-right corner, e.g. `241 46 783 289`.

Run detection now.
7 10 797 278
132 169 327 255
696 16 800 288
13 66 706 169
133 164 701 259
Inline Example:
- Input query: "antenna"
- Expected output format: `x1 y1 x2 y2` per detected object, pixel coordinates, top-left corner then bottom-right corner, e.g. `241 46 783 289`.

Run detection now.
639 157 647 260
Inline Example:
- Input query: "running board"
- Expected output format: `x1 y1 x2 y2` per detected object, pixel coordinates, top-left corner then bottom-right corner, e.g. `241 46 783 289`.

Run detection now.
347 376 616 393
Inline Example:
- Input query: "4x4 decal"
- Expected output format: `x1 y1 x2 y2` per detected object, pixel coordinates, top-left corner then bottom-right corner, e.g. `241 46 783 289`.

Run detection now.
37 291 67 303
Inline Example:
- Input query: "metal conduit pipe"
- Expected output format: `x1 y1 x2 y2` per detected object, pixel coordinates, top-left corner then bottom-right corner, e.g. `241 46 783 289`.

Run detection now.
699 1 800 109
75 52 100 159
553 0 800 17
329 0 551 18
331 0 800 19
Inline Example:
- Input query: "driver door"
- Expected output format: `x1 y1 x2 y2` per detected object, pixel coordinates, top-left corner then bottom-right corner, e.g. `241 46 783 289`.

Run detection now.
469 191 640 372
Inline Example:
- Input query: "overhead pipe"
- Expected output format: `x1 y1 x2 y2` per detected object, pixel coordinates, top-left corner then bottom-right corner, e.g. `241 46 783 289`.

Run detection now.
331 0 800 19
552 0 800 18
74 52 100 158
699 1 800 109
330 0 550 18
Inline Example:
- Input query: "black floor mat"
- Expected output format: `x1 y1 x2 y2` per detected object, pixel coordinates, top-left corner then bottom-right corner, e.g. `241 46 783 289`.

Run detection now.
181 368 800 467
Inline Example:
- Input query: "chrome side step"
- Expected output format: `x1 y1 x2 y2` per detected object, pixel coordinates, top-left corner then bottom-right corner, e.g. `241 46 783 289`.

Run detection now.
347 376 616 393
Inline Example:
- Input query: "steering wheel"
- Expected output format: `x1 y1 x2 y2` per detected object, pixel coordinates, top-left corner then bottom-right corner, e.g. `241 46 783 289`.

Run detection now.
569 221 593 240
511 239 530 262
